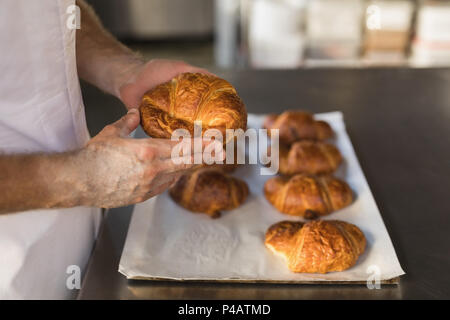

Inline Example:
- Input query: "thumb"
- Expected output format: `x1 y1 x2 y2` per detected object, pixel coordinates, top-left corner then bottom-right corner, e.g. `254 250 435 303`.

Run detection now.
111 108 140 137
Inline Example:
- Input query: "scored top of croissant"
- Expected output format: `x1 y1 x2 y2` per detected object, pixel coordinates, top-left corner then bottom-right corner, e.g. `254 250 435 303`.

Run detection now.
263 111 333 144
140 73 247 139
278 140 342 175
265 220 366 273
169 168 249 218
264 174 353 218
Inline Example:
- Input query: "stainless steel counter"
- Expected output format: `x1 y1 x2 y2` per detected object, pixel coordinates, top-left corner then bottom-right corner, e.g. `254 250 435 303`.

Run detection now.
78 68 450 299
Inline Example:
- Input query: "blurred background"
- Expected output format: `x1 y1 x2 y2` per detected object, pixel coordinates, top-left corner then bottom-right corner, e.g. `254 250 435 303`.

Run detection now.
83 0 450 133
87 0 450 69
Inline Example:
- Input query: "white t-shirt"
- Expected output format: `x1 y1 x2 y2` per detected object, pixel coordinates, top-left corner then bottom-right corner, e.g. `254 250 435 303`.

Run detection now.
0 0 101 299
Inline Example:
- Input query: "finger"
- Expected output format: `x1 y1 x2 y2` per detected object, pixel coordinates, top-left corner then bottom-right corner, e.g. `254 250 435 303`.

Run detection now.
158 141 225 172
110 108 140 137
187 67 216 77
178 62 216 77
119 82 143 110
156 154 204 174
133 172 183 204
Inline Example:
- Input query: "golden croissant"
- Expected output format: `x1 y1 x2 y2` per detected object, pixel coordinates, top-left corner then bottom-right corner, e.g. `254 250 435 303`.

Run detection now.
277 140 342 175
169 168 249 218
263 111 333 145
264 174 353 219
140 73 247 139
265 220 366 273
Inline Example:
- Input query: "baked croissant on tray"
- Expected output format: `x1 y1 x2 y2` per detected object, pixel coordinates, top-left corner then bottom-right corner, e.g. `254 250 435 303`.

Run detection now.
140 73 247 139
169 168 249 218
265 220 366 273
277 140 342 175
264 174 353 219
263 110 333 145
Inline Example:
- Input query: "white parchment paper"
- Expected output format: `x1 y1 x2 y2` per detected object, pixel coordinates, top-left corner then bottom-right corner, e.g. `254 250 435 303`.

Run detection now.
119 112 405 282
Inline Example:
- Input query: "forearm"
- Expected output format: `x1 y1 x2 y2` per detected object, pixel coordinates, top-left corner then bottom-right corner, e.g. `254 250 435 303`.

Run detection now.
76 0 143 98
0 152 86 214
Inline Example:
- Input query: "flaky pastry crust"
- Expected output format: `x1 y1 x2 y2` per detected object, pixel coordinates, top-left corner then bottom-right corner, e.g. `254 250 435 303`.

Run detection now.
265 220 366 273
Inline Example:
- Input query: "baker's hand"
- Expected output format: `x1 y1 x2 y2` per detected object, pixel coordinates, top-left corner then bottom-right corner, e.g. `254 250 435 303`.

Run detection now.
118 59 213 110
76 109 216 208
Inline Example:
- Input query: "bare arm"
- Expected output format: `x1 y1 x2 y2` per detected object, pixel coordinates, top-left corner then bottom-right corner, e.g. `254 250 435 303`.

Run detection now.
0 151 84 214
75 0 144 98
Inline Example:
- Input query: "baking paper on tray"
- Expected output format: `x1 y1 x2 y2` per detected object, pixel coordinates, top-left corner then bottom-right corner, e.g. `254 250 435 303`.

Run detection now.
119 112 405 282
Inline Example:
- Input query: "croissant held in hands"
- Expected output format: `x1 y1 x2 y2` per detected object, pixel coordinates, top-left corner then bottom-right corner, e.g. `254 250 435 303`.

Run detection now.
265 220 366 273
139 73 247 139
263 110 333 145
264 174 354 219
169 168 249 218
